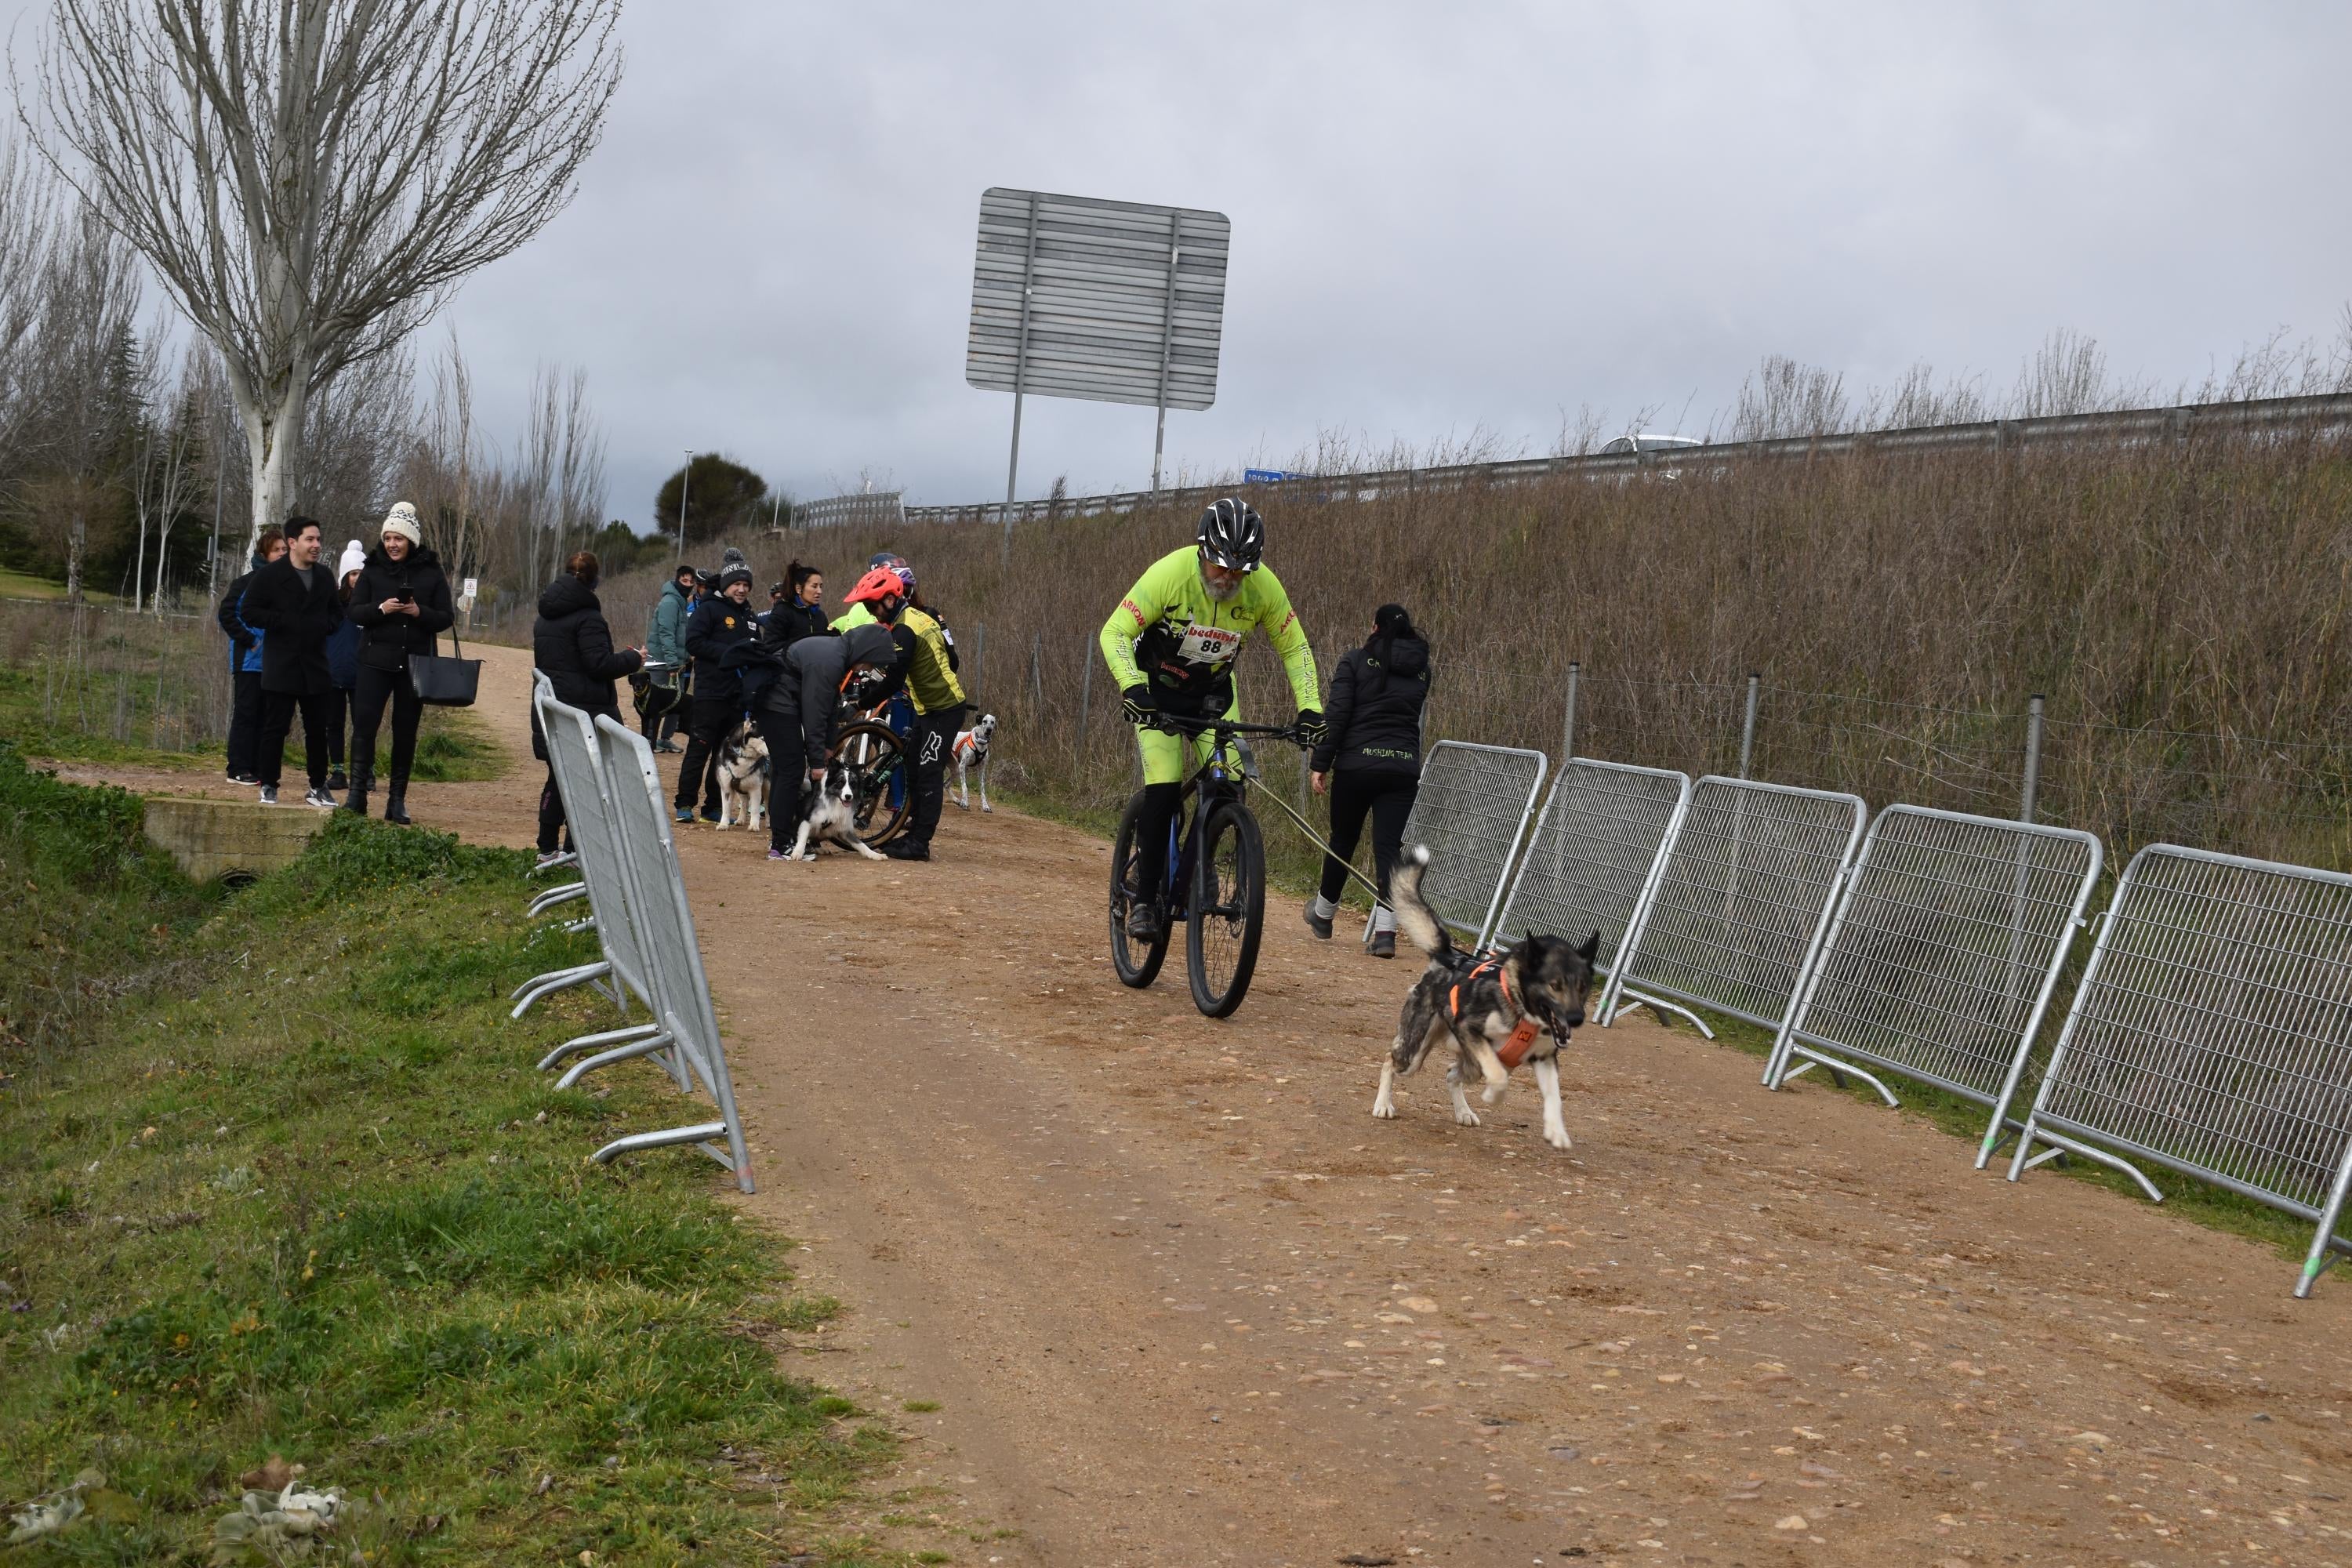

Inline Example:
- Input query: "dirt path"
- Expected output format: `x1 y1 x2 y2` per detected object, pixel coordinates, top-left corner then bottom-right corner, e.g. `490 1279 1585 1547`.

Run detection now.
50 648 2352 1566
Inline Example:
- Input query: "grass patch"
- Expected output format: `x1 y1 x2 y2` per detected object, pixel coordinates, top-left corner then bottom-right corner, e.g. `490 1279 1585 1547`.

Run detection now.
405 705 504 783
0 776 900 1563
0 566 68 601
0 662 224 772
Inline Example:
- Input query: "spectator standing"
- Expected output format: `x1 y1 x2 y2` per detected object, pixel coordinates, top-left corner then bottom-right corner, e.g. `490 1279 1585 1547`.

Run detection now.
343 503 456 825
240 517 347 808
764 561 829 650
215 529 285 783
532 550 644 858
643 561 696 750
673 563 760 824
1304 604 1432 958
857 566 965 862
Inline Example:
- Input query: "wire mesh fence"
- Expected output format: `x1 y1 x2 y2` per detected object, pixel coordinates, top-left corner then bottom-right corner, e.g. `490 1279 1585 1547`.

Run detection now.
1605 777 1867 1033
2011 844 2352 1294
1396 742 1548 946
1765 806 2104 1151
1493 759 1690 971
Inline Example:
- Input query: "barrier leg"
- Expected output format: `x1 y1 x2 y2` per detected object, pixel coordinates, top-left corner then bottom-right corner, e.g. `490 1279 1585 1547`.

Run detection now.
590 1120 732 1167
1775 1045 1900 1107
539 1022 665 1073
510 960 611 1018
1610 989 1715 1039
2296 1148 2352 1299
530 882 588 916
556 1032 680 1089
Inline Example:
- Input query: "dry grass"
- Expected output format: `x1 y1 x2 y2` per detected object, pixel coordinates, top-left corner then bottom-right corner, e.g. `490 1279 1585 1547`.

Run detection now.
591 428 2352 875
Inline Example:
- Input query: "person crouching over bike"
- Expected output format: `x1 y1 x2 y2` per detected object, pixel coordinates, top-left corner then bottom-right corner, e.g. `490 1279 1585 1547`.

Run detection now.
1100 498 1325 940
754 589 906 863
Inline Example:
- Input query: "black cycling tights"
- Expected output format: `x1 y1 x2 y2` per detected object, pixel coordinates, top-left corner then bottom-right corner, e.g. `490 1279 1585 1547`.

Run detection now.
1134 782 1183 902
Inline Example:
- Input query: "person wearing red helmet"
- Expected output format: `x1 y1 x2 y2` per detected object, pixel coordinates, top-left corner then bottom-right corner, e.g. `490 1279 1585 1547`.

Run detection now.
838 563 966 861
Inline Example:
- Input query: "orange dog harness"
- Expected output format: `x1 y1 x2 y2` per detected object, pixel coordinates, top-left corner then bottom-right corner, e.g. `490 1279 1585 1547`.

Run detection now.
1450 956 1543 1069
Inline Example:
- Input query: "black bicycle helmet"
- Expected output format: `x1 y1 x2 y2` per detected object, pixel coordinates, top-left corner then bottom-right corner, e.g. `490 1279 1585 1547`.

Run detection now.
1196 498 1264 572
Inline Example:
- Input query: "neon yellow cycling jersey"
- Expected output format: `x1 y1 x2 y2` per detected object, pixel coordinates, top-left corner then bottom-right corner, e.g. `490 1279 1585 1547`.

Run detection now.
1098 546 1319 712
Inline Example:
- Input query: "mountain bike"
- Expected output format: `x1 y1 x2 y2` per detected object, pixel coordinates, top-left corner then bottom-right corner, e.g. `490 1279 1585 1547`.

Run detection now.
833 717 909 845
1109 713 1305 1018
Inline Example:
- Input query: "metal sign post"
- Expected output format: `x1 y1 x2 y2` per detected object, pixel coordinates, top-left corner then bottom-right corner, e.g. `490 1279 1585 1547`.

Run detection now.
1002 191 1041 545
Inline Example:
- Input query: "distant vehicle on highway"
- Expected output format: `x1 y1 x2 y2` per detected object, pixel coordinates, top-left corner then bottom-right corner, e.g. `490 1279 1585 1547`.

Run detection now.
1598 432 1704 457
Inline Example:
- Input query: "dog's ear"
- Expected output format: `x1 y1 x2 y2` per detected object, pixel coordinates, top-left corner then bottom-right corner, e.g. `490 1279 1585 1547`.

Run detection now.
1580 929 1601 963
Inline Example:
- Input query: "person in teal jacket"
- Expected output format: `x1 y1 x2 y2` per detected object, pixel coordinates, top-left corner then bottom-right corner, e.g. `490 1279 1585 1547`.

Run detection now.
642 561 696 749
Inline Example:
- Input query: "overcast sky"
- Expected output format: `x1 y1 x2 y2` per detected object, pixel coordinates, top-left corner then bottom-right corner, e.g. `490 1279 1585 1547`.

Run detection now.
11 1 2352 525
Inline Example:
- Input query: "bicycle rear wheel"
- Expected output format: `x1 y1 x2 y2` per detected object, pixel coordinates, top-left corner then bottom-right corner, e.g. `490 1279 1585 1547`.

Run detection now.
834 721 909 845
1186 800 1265 1017
1110 790 1171 988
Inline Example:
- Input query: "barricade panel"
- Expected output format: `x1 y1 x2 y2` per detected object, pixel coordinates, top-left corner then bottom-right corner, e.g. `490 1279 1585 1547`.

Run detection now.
2011 844 2352 1294
1606 775 1866 1033
1492 759 1690 971
532 688 653 1012
1399 741 1548 948
593 714 755 1192
1766 806 2102 1152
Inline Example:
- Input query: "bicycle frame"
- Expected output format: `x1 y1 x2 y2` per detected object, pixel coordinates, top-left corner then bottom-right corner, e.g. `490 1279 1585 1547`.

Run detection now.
1145 714 1298 920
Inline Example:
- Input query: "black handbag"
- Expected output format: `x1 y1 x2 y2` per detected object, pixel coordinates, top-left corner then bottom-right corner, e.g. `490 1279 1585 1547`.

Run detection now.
408 626 481 708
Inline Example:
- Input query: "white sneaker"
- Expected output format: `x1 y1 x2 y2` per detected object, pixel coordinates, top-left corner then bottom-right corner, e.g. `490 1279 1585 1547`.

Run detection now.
303 786 336 809
258 785 278 805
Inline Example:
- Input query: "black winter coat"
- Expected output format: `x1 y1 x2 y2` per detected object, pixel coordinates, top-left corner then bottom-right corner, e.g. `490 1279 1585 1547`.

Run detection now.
240 557 347 695
760 622 899 760
1312 630 1432 776
532 574 642 728
684 594 760 704
345 546 456 671
760 597 829 654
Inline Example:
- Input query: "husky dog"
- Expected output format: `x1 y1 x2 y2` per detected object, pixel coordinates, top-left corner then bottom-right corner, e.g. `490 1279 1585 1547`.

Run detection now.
951 713 998 811
787 757 887 862
714 720 770 830
1373 845 1601 1151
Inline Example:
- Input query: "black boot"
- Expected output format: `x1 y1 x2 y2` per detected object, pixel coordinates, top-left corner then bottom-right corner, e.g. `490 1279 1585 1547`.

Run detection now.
341 784 368 815
383 781 411 826
326 767 347 792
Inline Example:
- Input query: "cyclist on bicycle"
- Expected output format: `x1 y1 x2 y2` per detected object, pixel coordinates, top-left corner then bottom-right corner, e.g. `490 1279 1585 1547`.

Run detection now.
1102 498 1325 940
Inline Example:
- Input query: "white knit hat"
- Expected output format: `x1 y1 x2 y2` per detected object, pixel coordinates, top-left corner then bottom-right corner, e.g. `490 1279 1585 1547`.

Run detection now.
337 540 366 578
380 501 423 546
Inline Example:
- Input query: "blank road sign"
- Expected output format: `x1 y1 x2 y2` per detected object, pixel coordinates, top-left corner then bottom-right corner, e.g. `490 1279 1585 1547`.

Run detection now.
966 187 1231 412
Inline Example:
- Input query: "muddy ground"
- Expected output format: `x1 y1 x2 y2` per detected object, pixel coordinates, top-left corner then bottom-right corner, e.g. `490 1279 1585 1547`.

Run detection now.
48 644 2352 1568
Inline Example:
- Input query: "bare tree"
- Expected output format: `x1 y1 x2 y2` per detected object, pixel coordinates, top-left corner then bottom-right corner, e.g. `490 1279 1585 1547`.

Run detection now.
0 133 61 461
18 201 139 601
20 0 623 560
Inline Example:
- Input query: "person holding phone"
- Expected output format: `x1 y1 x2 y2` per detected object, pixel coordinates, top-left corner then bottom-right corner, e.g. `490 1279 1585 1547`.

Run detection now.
343 502 455 824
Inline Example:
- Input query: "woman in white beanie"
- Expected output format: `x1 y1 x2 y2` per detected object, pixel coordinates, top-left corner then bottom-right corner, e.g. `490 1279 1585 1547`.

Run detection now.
343 501 454 823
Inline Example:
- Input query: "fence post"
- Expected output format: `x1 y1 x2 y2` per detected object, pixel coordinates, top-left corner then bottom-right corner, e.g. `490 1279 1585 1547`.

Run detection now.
971 622 985 707
1029 632 1043 710
1562 660 1581 763
1737 671 1761 779
2020 693 2045 823
1075 637 1092 765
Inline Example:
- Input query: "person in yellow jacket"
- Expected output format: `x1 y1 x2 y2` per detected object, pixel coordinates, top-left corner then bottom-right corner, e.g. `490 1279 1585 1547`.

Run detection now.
1098 499 1323 939
840 562 967 862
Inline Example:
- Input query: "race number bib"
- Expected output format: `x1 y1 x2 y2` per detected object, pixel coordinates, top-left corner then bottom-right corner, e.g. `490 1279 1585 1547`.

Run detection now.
1175 623 1243 666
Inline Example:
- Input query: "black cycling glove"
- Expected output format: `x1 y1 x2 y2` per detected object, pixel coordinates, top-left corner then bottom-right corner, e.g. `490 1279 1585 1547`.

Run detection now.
1122 684 1157 727
1295 707 1328 747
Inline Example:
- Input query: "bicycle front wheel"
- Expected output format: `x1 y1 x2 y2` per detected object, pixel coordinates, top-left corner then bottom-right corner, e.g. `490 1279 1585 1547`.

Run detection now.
1186 799 1265 1018
833 721 909 844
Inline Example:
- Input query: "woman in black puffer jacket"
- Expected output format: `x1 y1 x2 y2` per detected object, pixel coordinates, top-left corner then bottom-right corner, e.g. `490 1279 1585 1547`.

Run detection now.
531 550 644 858
342 503 456 824
1304 604 1432 958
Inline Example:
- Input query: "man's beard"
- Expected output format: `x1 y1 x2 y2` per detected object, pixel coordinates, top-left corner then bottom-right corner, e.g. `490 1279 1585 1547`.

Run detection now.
1200 567 1240 602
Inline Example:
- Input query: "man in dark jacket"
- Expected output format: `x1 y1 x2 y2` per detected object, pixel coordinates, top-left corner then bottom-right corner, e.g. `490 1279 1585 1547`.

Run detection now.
215 528 285 783
343 503 456 823
756 620 901 861
532 550 644 855
1305 604 1432 957
673 564 760 824
239 517 347 807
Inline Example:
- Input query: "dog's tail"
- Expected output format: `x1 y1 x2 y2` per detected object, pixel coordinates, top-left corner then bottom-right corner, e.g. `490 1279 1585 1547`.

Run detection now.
1392 844 1451 960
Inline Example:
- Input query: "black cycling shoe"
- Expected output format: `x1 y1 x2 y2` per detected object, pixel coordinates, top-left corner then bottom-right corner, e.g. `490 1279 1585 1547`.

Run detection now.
1125 903 1163 942
881 838 929 861
1370 929 1397 959
1302 904 1334 940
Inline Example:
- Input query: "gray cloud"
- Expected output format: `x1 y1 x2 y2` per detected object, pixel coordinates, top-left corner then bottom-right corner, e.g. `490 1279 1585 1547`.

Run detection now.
12 0 2350 525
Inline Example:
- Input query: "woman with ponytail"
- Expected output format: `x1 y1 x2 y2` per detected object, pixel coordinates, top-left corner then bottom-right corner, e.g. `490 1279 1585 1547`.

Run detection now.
1302 604 1432 958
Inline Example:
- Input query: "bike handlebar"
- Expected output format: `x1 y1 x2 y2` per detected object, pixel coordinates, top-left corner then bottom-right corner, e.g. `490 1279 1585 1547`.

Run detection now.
1146 713 1307 744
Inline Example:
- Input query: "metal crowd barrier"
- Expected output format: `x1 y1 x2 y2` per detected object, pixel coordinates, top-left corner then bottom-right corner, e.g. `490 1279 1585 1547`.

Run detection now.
1399 740 1548 949
2009 844 2352 1297
511 675 644 1021
1603 775 1867 1038
1764 806 2103 1156
591 713 755 1190
528 692 688 1091
1489 758 1707 1032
